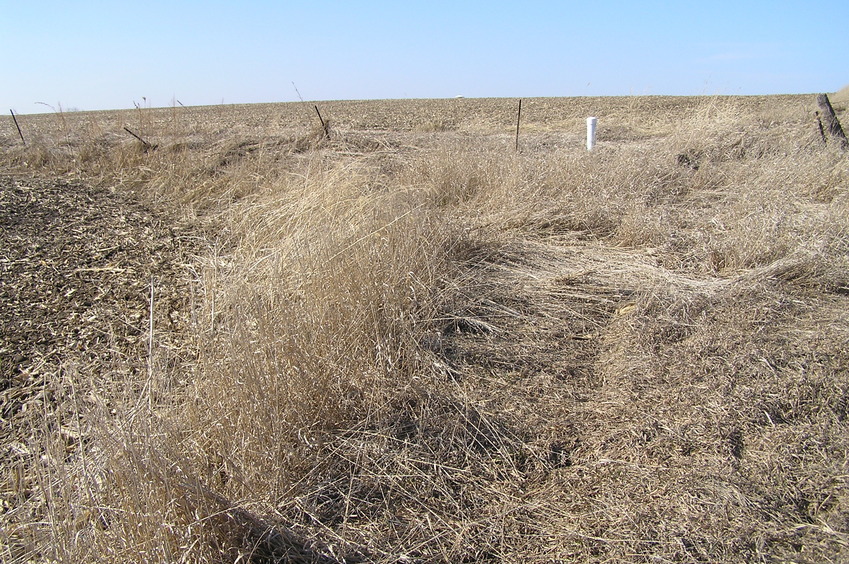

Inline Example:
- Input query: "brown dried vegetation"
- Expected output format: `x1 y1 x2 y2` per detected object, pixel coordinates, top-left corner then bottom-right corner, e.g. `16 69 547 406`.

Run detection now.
1 94 848 562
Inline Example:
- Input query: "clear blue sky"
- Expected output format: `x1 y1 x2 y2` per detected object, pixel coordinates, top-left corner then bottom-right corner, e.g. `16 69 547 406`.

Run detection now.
3 0 847 114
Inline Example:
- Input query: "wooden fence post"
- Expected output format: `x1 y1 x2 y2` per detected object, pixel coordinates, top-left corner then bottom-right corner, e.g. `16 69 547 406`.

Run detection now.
515 99 522 152
10 110 25 146
123 126 153 151
816 94 848 150
314 105 330 140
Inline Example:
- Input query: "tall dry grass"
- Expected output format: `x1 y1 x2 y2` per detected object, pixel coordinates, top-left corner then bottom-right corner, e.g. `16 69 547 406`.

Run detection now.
2 94 848 562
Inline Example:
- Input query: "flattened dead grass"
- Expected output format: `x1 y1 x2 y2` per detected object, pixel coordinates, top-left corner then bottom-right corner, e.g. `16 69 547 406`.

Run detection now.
1 94 848 562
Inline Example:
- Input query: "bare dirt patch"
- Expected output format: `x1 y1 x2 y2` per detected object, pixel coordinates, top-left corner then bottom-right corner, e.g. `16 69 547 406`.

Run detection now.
0 173 198 548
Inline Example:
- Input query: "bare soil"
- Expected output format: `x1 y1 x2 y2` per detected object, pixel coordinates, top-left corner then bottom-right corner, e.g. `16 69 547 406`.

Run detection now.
0 173 196 513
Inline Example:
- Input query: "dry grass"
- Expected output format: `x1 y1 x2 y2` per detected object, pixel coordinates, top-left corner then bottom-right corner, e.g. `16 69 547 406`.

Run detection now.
1 94 848 562
832 85 849 108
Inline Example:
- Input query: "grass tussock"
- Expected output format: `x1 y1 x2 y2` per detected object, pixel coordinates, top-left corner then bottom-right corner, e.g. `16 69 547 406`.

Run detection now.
2 94 848 562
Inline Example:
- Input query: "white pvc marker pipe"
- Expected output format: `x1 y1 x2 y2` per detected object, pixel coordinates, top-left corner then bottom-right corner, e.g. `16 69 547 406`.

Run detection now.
586 117 598 151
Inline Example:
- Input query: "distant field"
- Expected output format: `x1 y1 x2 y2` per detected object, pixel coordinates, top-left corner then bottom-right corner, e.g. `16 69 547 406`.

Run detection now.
2 93 848 563
4 93 815 135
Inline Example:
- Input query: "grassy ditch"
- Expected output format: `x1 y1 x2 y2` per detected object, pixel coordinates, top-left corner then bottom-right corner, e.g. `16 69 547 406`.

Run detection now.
1 94 848 562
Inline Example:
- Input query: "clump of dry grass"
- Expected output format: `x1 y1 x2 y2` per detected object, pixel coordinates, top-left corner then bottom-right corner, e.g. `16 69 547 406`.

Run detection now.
4 146 467 561
832 84 849 109
2 94 848 562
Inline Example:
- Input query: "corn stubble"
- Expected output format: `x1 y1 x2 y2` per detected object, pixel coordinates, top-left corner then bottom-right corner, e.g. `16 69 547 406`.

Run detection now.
1 94 848 562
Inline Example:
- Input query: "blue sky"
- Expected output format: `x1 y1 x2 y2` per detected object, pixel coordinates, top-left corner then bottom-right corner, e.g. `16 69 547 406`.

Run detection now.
3 0 847 114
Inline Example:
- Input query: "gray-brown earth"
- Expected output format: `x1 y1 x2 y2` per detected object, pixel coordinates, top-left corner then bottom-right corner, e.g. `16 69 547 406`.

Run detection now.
0 174 196 522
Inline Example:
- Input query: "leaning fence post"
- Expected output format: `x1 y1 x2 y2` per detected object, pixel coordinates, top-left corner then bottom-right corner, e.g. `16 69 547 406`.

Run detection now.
586 117 598 151
123 126 153 151
314 105 330 140
816 94 848 150
10 110 25 146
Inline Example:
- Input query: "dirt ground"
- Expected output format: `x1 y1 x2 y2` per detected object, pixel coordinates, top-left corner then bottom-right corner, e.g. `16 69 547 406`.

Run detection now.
0 173 196 516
